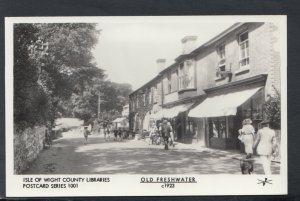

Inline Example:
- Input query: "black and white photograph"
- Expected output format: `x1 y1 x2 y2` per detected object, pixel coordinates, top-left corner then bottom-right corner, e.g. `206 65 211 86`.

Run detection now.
5 16 287 196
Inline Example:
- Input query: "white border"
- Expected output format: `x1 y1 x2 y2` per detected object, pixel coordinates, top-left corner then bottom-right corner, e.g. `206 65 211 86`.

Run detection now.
5 16 287 197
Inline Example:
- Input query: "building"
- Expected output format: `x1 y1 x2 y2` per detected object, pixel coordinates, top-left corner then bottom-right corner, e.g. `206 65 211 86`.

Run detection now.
121 104 129 117
129 22 281 149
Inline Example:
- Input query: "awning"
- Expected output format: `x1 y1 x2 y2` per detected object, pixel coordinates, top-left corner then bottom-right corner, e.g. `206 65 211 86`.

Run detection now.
150 110 164 120
150 103 193 119
113 117 126 123
188 87 262 118
163 103 194 118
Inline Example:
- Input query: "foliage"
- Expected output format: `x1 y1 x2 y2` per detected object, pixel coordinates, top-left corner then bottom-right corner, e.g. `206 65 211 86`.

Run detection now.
14 23 102 129
264 87 281 129
14 23 132 129
63 80 132 124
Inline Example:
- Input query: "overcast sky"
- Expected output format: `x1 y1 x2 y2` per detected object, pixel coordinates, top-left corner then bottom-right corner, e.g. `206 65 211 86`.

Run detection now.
92 18 235 90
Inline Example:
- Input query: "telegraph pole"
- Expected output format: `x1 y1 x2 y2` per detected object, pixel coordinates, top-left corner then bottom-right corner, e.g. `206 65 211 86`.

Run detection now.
98 93 101 120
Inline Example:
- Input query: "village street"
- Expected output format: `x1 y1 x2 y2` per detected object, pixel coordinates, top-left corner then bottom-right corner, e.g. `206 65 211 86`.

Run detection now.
24 128 280 175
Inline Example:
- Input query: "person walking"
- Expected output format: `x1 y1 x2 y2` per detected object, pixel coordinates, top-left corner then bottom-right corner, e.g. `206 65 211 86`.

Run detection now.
238 118 255 158
167 121 175 147
103 121 108 141
83 126 89 144
161 120 172 150
149 122 157 145
253 120 277 175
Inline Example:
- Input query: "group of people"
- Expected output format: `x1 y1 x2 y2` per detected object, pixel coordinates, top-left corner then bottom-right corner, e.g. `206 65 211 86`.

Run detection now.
149 119 175 150
103 122 129 141
83 121 129 143
238 118 278 175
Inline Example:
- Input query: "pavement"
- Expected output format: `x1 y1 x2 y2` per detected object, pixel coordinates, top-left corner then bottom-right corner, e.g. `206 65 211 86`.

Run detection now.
24 128 280 175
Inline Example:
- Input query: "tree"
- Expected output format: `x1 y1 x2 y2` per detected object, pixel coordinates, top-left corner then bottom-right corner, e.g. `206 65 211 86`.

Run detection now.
65 80 133 124
14 23 102 129
264 87 281 129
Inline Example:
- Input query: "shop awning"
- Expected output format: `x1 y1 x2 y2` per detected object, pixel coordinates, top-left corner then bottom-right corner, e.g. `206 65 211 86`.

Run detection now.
113 117 126 123
188 87 262 118
163 103 194 118
150 103 193 119
150 110 165 120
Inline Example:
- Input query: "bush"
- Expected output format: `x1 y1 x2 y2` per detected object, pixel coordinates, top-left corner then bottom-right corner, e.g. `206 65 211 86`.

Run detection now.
264 87 281 129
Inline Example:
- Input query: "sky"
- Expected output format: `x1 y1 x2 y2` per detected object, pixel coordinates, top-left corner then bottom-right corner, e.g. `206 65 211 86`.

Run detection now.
92 18 235 90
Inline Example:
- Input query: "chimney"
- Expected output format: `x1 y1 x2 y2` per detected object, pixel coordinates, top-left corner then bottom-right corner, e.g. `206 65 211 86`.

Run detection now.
181 36 197 54
156 58 166 73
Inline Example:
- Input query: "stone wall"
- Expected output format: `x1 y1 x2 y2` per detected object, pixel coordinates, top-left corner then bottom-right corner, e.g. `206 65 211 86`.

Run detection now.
14 126 46 174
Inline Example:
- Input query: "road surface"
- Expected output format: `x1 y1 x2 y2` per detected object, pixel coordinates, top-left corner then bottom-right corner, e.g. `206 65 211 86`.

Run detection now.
24 128 280 174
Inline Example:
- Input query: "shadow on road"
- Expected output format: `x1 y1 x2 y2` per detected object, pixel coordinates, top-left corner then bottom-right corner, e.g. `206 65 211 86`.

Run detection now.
24 134 280 175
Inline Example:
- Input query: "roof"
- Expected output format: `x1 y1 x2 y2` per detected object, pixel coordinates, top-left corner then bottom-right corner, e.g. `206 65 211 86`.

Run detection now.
130 22 248 96
130 74 161 96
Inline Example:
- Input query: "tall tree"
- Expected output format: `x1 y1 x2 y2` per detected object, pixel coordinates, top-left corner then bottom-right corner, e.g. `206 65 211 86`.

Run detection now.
14 23 102 128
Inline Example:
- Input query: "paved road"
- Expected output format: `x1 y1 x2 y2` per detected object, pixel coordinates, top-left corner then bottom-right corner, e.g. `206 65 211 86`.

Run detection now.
24 129 280 175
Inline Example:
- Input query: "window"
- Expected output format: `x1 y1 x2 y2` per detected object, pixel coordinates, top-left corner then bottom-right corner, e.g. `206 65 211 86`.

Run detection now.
148 89 152 104
167 73 171 93
143 94 146 106
209 117 227 138
239 32 249 68
217 44 226 60
239 89 264 131
136 98 139 108
178 63 185 90
186 121 196 138
186 60 195 89
153 84 158 103
178 60 195 90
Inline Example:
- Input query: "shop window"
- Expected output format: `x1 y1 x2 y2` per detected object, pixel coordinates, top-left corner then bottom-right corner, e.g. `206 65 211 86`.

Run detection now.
239 31 250 68
210 117 227 138
227 116 235 138
239 88 264 131
186 120 195 137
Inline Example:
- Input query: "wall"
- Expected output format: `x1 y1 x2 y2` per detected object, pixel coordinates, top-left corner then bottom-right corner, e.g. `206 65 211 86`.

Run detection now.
14 126 46 174
194 23 280 98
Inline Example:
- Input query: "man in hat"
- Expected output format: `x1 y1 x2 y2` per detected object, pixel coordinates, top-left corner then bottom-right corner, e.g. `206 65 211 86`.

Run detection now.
253 120 277 175
161 119 172 150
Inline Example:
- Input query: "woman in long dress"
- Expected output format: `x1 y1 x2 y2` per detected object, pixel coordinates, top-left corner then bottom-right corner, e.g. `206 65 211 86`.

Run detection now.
238 118 255 158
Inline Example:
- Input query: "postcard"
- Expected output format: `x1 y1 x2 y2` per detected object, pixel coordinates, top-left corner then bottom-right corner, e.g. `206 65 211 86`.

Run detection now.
5 15 287 197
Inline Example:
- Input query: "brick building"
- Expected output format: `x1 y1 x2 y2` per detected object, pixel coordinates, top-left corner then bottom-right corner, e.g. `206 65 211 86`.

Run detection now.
129 22 281 149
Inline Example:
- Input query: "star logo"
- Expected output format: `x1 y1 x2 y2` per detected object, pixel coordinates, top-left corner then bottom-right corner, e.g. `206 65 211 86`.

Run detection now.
257 178 272 186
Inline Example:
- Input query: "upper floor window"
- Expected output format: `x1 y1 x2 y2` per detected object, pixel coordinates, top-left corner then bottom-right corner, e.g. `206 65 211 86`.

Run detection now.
153 84 158 103
178 63 185 90
143 94 146 106
239 31 249 68
148 89 152 104
217 44 226 60
178 60 195 90
216 44 226 75
167 73 172 93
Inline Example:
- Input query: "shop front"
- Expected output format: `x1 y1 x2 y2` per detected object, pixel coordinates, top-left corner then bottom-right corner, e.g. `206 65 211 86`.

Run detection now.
150 102 195 143
188 86 265 149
